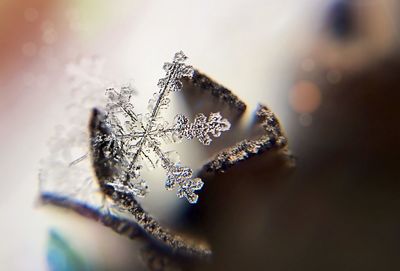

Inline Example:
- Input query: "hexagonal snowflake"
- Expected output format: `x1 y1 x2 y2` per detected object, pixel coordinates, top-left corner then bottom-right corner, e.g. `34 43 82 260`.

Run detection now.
93 51 230 203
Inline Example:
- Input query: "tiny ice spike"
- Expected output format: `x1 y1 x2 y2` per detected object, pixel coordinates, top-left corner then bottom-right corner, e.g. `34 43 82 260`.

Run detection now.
98 51 230 203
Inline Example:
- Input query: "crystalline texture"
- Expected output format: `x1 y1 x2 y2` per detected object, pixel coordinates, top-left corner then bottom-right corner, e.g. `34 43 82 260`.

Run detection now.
93 51 231 203
173 112 230 145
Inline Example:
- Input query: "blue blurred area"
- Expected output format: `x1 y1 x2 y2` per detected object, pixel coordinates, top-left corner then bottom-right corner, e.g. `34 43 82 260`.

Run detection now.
47 229 91 271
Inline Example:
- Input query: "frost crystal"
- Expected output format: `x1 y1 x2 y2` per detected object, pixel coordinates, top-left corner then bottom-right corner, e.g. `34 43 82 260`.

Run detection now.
95 51 230 203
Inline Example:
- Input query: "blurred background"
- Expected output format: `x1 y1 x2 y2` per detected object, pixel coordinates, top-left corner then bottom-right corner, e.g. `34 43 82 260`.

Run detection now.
0 0 399 270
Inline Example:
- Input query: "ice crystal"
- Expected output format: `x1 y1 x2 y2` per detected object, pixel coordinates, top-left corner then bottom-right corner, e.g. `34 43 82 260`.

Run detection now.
95 51 230 203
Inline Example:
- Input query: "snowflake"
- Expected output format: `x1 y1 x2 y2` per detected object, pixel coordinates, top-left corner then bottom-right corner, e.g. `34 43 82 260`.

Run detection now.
93 51 230 203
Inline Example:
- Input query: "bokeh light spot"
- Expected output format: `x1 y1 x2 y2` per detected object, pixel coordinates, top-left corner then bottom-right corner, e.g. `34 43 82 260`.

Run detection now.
289 80 322 113
42 28 57 44
24 8 39 22
326 69 342 84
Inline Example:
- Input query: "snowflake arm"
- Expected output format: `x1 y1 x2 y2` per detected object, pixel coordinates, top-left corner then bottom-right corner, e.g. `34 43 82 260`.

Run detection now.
171 112 230 145
126 52 194 169
146 139 203 203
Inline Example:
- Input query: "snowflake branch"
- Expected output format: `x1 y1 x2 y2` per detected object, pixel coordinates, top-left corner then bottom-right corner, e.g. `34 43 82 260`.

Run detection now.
202 104 289 172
